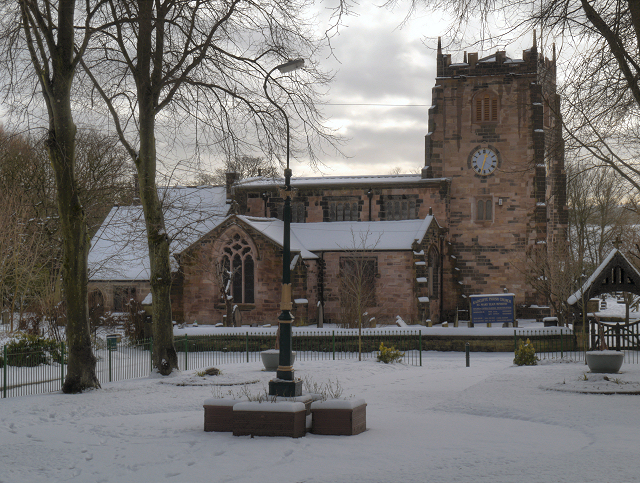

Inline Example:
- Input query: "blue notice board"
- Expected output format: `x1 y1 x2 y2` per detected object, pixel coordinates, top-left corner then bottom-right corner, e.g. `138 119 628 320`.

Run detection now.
470 294 515 325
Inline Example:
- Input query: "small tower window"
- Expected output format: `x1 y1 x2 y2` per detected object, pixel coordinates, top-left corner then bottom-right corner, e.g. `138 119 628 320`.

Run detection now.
476 198 493 221
475 94 498 122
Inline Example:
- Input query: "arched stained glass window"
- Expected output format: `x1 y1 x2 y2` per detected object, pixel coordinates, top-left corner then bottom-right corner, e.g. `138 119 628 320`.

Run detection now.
220 234 255 304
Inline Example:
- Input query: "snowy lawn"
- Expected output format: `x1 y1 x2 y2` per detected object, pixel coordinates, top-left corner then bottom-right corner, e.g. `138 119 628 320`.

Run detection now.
2 352 640 483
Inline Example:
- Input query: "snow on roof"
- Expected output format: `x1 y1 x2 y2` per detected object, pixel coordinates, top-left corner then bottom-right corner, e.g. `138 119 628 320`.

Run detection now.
237 215 436 258
89 186 229 281
234 173 447 189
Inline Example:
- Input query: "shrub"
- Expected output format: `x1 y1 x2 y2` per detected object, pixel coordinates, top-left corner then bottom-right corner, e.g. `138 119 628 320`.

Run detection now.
514 338 537 366
377 342 404 364
123 299 147 341
4 333 64 367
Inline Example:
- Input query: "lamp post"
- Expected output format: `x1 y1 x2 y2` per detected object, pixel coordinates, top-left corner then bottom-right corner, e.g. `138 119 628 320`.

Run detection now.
264 58 304 397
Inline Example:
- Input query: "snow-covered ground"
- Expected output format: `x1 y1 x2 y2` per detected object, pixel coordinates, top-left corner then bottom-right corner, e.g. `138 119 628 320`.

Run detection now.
2 352 640 483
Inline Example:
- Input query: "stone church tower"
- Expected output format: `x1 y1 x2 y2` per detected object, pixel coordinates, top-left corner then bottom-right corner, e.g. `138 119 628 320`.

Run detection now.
423 33 567 314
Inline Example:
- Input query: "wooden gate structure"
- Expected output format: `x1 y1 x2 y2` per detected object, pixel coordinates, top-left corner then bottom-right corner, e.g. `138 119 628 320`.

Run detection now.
568 248 640 360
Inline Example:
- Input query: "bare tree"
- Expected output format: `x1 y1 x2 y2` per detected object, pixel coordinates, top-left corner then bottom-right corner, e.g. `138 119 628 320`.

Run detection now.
0 0 101 391
195 155 280 186
339 229 381 360
567 158 634 273
81 0 342 374
518 240 582 326
0 127 134 339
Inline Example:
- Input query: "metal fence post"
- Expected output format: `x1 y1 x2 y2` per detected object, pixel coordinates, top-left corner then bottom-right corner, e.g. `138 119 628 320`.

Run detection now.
332 331 335 360
150 338 154 372
3 344 6 398
184 335 188 371
560 330 564 359
419 330 422 367
108 342 113 383
465 342 470 367
61 342 65 388
245 332 249 363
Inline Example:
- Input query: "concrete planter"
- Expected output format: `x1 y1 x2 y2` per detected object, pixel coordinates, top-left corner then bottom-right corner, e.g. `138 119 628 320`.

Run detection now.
586 350 624 373
260 349 296 371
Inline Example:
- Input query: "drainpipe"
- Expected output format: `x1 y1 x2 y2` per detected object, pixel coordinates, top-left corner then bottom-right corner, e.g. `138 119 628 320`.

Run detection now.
439 234 445 323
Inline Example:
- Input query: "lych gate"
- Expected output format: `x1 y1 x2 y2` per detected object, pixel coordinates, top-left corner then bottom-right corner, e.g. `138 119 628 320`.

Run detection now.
568 248 640 352
568 249 640 305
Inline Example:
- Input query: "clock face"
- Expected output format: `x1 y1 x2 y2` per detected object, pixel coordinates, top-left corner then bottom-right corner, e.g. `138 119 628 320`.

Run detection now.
470 148 498 176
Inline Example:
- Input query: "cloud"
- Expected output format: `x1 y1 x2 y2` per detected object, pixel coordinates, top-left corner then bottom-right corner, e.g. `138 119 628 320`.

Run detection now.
311 5 436 175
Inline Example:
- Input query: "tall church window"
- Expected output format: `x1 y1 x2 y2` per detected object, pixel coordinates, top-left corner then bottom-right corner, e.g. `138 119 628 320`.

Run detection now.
275 202 305 223
113 286 137 312
221 234 255 304
329 201 358 221
427 247 439 298
475 94 498 122
385 199 417 220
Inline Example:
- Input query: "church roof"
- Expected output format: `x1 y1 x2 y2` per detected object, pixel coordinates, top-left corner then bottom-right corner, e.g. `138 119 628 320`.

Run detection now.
234 174 448 189
89 186 229 281
236 215 438 259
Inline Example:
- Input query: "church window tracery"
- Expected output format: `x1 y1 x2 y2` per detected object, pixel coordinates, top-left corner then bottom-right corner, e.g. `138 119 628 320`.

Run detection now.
222 234 255 303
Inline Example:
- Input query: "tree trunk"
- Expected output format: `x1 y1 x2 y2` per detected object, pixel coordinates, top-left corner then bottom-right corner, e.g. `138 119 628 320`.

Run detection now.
136 78 178 375
47 68 99 393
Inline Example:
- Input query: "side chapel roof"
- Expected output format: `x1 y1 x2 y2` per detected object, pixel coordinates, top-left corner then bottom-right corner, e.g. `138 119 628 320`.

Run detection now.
229 215 439 259
89 186 229 281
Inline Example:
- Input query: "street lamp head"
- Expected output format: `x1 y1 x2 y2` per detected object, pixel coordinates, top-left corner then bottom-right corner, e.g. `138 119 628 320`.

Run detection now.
276 58 305 74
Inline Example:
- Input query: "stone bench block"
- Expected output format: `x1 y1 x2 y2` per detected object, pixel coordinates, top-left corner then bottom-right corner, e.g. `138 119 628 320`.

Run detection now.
203 398 244 432
310 399 367 436
233 401 306 438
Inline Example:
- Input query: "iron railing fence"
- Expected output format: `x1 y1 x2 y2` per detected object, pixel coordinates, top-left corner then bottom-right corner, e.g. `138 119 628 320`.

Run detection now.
515 328 585 362
6 326 640 399
175 330 424 369
1 331 422 399
1 342 66 398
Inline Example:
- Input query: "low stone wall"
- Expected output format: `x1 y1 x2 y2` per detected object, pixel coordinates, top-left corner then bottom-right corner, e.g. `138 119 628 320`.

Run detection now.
423 335 514 352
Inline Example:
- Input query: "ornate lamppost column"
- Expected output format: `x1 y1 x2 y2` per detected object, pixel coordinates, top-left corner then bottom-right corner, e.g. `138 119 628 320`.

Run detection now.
264 58 304 397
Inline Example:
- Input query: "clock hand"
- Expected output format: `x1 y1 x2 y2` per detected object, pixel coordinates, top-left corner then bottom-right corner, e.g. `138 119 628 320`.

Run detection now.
481 153 488 173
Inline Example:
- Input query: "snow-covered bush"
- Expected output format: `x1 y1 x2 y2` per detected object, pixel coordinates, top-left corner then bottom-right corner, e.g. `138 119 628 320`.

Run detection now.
2 333 64 367
514 339 537 366
377 342 404 364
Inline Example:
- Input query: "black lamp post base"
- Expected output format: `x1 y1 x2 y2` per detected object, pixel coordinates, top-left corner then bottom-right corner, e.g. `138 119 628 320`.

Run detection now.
269 378 302 397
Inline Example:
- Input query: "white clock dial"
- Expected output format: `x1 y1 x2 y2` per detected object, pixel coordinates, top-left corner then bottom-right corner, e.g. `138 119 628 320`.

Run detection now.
471 148 498 176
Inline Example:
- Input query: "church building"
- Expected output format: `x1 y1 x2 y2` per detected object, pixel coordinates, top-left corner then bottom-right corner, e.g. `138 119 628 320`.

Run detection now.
170 33 567 326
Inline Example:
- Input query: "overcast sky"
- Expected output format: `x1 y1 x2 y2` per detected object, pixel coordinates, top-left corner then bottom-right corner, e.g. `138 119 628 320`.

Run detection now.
297 4 439 177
